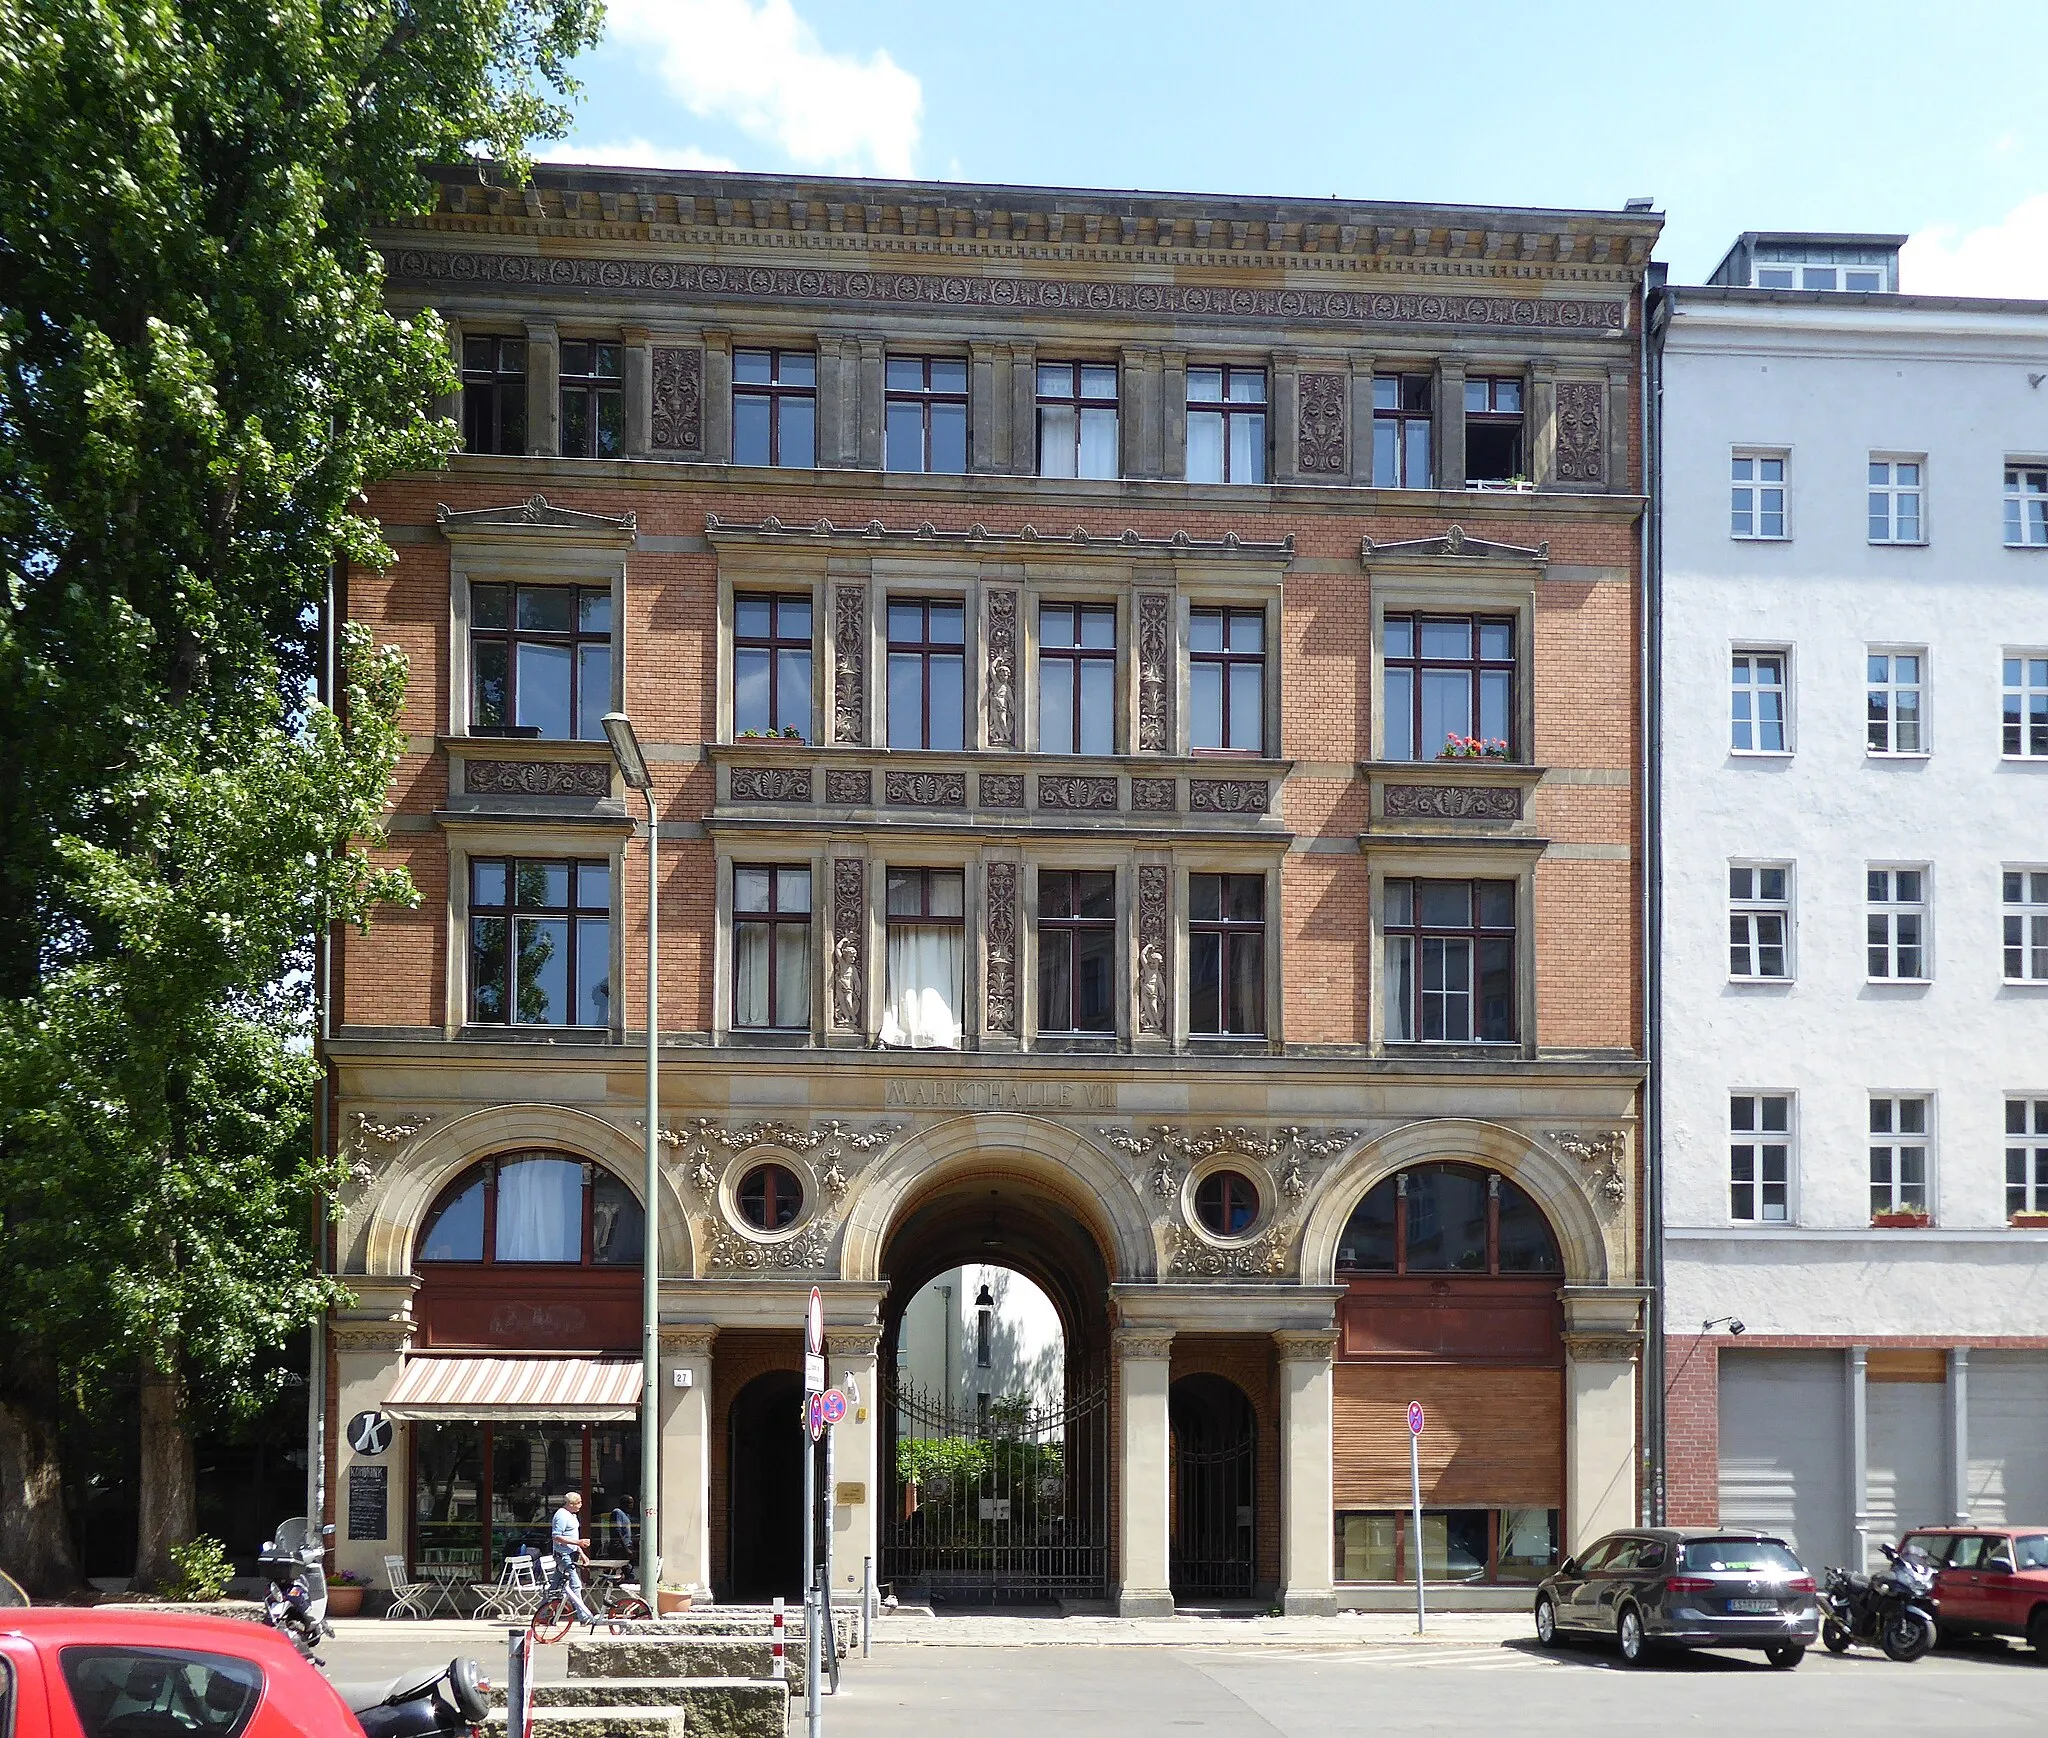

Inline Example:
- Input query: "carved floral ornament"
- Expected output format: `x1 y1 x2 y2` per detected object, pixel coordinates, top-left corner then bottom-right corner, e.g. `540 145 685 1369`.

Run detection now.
1547 1128 1630 1210
347 1111 434 1185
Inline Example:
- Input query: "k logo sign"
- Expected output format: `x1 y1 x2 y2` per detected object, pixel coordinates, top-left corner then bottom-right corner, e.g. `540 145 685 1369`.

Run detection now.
347 1410 393 1456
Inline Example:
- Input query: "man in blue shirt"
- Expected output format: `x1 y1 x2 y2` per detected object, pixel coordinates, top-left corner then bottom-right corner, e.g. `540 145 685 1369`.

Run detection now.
546 1490 598 1626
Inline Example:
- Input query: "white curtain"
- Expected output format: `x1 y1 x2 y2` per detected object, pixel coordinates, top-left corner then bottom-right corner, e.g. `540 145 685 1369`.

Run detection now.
880 925 964 1049
733 923 770 1026
495 1155 583 1261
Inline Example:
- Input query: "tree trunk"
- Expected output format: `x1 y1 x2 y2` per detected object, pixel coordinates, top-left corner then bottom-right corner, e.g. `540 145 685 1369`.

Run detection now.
134 1355 196 1590
0 1347 81 1598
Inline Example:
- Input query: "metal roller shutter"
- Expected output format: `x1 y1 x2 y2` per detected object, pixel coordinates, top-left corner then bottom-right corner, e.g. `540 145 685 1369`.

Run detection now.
1717 1351 1849 1571
1967 1352 2048 1525
1866 1381 1945 1548
1333 1364 1563 1507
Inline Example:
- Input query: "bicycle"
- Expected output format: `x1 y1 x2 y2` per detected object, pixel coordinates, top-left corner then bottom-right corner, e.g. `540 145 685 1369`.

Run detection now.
528 1555 652 1643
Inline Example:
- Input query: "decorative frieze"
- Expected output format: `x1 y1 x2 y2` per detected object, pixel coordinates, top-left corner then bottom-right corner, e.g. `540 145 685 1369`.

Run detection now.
1362 523 1549 566
1131 777 1177 812
1113 1330 1176 1361
977 773 1024 808
707 1224 834 1271
728 766 813 803
1190 778 1269 814
1273 1329 1340 1364
1164 1222 1290 1278
886 770 966 807
832 584 866 745
706 514 1293 559
1555 380 1606 484
985 862 1018 1035
824 768 872 805
831 861 865 1029
1136 594 1173 753
1037 774 1118 811
650 346 703 451
1297 371 1347 474
436 494 636 536
465 758 610 798
1382 783 1522 820
1136 865 1168 1035
985 590 1018 749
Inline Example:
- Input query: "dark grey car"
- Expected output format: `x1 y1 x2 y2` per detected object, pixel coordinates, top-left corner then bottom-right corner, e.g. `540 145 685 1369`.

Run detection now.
1534 1528 1822 1667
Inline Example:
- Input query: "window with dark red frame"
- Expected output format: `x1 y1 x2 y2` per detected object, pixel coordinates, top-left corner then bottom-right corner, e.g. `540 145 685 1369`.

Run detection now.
1194 1169 1260 1236
1190 607 1265 754
471 583 613 741
1037 362 1119 479
1334 1163 1560 1274
469 858 611 1028
1383 878 1515 1043
462 335 527 455
1038 870 1116 1033
1382 614 1515 762
1463 376 1525 482
733 865 811 1030
1372 373 1432 488
732 349 816 467
1039 603 1116 755
559 340 624 458
1189 873 1265 1037
885 356 968 473
737 1162 803 1230
734 593 813 740
419 1152 644 1265
886 598 966 750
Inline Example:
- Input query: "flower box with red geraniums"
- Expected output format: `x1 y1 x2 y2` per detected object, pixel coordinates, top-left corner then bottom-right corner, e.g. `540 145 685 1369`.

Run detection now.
1871 1209 1932 1228
1437 734 1512 762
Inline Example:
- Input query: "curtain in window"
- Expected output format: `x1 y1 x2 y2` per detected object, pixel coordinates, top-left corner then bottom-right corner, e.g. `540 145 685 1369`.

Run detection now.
880 925 964 1049
495 1155 582 1261
734 922 771 1026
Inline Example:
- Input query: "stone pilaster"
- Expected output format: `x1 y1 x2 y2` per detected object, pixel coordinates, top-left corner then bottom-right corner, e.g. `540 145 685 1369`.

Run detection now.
1432 357 1466 491
622 326 652 457
1347 355 1377 487
1115 1328 1174 1615
1159 349 1188 481
523 317 560 457
659 1323 719 1599
856 337 887 471
329 1314 414 1584
1274 1329 1338 1615
1009 341 1038 476
828 1325 884 1604
702 330 733 464
1561 1287 1644 1553
438 314 464 430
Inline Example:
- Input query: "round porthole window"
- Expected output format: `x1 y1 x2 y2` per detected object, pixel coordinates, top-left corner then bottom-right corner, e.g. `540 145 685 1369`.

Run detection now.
737 1163 803 1232
1193 1169 1260 1238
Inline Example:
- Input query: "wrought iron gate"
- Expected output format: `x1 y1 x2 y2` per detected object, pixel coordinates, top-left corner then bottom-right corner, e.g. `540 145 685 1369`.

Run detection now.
1170 1413 1256 1598
882 1364 1110 1603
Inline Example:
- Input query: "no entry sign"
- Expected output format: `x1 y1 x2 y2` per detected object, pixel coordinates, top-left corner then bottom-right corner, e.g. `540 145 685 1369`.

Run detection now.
1408 1401 1425 1436
807 1391 826 1442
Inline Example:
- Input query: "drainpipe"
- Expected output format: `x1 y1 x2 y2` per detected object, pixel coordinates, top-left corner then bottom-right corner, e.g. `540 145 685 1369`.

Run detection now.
1641 273 1671 1524
310 562 338 1530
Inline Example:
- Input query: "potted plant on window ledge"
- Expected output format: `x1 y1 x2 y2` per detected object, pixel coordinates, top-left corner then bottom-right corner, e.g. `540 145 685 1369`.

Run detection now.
1870 1207 1932 1228
1437 734 1512 762
2010 1210 2048 1228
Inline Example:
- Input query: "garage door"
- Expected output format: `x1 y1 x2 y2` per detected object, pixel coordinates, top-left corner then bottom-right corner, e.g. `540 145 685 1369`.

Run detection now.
1866 1381 1945 1556
1967 1352 2048 1525
1718 1351 1849 1571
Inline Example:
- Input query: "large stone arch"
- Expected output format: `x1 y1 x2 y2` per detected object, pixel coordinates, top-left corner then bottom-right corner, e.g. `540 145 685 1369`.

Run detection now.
1297 1117 1610 1287
354 1102 696 1278
837 1112 1157 1287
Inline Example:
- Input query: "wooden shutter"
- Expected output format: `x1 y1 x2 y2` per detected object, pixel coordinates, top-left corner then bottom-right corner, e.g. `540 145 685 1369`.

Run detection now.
1334 1364 1563 1507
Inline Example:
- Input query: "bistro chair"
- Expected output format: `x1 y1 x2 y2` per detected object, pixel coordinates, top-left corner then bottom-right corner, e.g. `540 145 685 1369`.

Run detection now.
381 1554 433 1621
471 1552 541 1622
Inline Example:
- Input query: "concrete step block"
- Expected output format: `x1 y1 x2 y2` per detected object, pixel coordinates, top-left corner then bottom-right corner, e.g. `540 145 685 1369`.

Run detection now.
566 1638 777 1679
487 1707 687 1738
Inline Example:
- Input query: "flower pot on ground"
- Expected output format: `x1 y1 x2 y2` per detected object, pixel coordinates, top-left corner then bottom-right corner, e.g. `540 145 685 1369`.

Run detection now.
657 1588 692 1615
325 1585 365 1617
1871 1210 1931 1228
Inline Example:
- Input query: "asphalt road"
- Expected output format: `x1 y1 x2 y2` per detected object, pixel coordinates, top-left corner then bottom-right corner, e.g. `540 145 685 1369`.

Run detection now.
826 1637 2048 1737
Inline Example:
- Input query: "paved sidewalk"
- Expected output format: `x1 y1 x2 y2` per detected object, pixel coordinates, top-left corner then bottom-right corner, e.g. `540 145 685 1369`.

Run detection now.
871 1610 1527 1647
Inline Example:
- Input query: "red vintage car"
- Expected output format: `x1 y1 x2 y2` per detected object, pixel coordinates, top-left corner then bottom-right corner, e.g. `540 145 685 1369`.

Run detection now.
1897 1525 2048 1654
0 1608 367 1738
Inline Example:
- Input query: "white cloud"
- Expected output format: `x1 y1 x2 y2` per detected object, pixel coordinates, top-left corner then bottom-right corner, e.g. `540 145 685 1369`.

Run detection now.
539 138 739 172
601 0 921 178
1902 194 2048 299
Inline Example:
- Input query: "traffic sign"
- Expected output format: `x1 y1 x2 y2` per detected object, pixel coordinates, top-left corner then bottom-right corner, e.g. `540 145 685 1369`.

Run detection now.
804 1353 826 1394
1408 1401 1425 1436
807 1391 826 1441
807 1286 825 1356
347 1410 392 1457
820 1388 848 1425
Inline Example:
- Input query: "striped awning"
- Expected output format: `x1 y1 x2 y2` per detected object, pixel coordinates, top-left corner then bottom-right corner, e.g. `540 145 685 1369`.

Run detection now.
383 1356 642 1422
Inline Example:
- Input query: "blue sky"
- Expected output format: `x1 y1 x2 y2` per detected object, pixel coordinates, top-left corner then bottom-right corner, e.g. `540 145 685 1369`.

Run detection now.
541 0 2048 294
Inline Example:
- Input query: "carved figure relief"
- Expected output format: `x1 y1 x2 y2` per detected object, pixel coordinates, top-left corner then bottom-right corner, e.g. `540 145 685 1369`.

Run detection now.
728 766 813 803
1555 380 1606 484
833 585 867 744
1137 865 1168 1035
1037 775 1117 810
1190 778 1269 814
1297 371 1347 474
1382 783 1522 820
1137 593 1172 753
985 862 1018 1034
985 590 1018 748
650 346 703 451
465 759 610 798
831 861 865 1028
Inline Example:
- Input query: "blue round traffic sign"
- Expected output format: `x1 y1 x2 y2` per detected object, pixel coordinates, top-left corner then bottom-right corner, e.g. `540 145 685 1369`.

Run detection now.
1407 1401 1425 1436
821 1388 848 1426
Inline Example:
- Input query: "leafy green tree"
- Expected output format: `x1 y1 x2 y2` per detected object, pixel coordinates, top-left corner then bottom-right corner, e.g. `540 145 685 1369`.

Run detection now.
0 0 600 1593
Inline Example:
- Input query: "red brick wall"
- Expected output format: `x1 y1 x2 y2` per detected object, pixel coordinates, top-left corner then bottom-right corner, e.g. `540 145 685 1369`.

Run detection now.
1662 1333 1721 1527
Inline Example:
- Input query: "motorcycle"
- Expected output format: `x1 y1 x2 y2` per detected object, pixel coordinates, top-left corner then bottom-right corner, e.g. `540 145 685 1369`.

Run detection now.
1819 1541 1939 1662
338 1658 492 1738
258 1517 335 1664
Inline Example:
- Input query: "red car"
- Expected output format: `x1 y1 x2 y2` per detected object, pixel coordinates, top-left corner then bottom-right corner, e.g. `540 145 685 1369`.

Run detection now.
1897 1525 2048 1654
0 1608 367 1737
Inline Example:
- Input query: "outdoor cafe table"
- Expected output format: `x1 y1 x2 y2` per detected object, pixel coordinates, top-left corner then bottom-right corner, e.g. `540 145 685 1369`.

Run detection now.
415 1562 472 1617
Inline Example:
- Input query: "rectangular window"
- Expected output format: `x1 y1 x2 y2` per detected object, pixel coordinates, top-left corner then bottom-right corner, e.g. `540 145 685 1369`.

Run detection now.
1730 651 1788 753
1868 458 1924 544
733 865 811 1030
1189 873 1265 1037
1463 376 1525 482
2007 1098 2048 1218
2003 653 2048 757
2005 465 2048 547
2005 869 2048 982
559 340 624 459
1038 603 1116 756
1729 864 1791 980
470 583 612 741
886 598 966 751
1372 374 1433 489
1866 867 1928 980
1869 1095 1931 1217
1383 878 1515 1044
885 356 968 474
1038 870 1116 1034
470 858 611 1027
1037 362 1119 479
881 868 965 1049
1185 366 1267 483
1189 607 1265 753
1731 452 1788 538
462 335 527 455
732 348 817 468
1729 1094 1792 1223
1383 614 1514 761
1866 650 1925 754
733 593 812 740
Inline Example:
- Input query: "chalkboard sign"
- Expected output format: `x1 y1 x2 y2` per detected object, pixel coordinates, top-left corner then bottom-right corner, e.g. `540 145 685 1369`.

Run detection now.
348 1463 389 1542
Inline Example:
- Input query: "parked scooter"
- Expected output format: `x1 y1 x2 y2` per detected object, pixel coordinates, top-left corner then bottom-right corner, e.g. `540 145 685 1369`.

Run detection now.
339 1658 491 1738
1819 1541 1939 1661
257 1517 334 1663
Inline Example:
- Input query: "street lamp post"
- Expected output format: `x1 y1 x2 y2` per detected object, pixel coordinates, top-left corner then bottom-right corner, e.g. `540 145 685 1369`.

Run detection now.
603 712 660 1611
